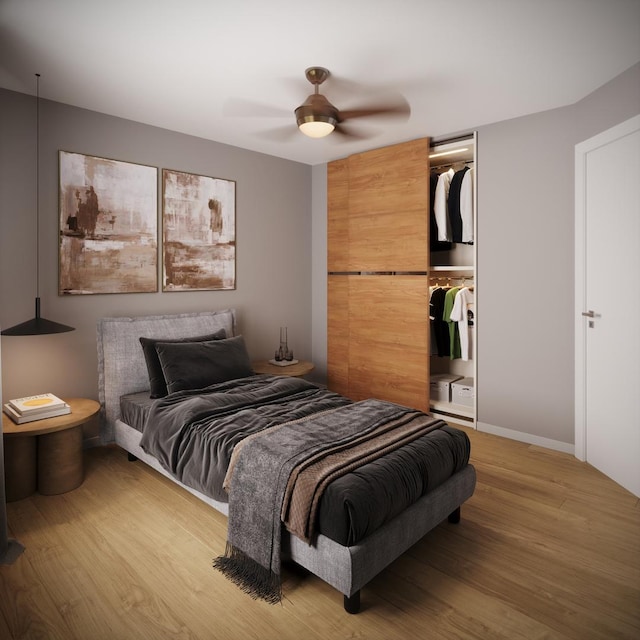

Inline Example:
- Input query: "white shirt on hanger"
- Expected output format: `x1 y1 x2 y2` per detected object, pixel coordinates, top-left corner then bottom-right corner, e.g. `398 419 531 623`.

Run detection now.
450 286 475 361
434 168 454 241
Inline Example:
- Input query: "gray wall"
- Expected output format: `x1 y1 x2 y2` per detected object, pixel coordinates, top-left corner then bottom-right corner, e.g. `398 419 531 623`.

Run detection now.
475 62 639 447
476 105 576 444
0 88 312 408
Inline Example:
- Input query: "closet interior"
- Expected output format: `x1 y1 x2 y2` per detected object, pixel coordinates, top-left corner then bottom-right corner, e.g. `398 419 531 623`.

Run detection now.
428 134 477 426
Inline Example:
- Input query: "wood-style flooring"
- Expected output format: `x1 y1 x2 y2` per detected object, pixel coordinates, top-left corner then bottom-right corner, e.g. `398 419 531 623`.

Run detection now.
1 426 639 639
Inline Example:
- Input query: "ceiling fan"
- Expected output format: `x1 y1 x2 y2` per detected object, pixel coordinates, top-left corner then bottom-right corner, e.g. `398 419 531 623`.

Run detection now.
294 67 410 139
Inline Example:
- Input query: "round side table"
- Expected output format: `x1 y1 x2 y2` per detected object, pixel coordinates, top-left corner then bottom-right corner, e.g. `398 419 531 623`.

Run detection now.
2 397 100 501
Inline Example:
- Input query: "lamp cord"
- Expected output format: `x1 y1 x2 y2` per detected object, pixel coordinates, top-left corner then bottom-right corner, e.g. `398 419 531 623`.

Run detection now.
35 73 40 301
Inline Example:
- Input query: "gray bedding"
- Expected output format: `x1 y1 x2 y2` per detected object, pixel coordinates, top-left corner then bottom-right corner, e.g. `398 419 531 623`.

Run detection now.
133 375 471 546
120 392 154 432
139 375 352 501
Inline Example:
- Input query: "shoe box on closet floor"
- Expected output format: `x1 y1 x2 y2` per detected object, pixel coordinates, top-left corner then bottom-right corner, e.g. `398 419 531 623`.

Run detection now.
451 377 475 407
430 373 463 403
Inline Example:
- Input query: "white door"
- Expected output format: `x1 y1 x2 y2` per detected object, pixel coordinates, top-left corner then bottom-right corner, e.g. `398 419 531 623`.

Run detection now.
575 115 640 497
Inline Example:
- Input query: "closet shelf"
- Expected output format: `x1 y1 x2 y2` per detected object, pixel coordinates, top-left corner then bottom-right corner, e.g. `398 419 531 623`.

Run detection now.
430 265 474 272
430 401 475 420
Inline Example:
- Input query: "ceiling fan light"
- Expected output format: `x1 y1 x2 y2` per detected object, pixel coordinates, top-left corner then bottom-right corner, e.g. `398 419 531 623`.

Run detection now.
295 94 338 138
298 119 335 138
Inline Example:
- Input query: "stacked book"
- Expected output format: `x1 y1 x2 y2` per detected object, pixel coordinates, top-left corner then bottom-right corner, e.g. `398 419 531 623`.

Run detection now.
3 393 71 424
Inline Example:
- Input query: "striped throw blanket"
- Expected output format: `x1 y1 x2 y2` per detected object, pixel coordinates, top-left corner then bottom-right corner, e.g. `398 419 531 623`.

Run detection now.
213 399 445 604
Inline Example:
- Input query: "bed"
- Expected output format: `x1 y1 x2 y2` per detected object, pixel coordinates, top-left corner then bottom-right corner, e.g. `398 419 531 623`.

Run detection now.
97 309 476 613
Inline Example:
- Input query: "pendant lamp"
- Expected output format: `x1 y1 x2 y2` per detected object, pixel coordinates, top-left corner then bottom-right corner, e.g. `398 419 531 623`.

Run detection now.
1 74 74 336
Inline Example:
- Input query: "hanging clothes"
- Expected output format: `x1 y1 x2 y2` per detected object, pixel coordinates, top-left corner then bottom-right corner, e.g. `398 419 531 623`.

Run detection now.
448 166 470 243
429 286 450 358
450 286 475 361
429 285 438 355
443 286 461 360
430 172 452 252
459 168 474 243
434 168 454 241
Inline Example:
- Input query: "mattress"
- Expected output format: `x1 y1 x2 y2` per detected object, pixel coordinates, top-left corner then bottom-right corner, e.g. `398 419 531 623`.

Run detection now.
120 389 471 546
120 391 154 433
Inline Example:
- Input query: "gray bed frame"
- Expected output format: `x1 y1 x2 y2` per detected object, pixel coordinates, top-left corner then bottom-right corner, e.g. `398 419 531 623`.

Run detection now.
97 309 476 613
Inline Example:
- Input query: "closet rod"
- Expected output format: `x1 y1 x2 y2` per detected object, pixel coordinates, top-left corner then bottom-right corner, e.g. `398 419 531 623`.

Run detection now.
430 160 474 171
430 275 474 280
430 276 474 282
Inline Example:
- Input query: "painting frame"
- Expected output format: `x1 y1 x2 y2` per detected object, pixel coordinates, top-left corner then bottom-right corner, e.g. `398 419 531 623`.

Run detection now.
58 150 158 295
162 168 236 292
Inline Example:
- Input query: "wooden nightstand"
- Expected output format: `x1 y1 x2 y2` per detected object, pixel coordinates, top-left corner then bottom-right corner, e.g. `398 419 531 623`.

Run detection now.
252 360 315 377
2 397 100 501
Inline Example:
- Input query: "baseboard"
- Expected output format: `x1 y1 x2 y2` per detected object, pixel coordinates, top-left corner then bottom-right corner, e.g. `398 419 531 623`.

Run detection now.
477 421 575 455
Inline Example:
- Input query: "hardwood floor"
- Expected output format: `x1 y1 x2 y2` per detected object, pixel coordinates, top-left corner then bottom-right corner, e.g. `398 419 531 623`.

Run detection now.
1 427 638 639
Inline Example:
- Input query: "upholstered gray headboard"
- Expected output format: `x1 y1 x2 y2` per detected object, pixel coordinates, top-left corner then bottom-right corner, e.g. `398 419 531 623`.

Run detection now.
97 309 237 443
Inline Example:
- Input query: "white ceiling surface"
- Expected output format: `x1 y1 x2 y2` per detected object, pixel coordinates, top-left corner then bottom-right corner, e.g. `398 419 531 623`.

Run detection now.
1 0 639 166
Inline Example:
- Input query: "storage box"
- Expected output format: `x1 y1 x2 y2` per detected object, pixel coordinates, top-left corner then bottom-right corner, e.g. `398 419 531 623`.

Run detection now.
430 373 463 403
451 377 475 407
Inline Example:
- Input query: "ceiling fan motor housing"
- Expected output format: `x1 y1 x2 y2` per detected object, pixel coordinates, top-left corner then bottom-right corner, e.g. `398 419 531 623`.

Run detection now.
295 93 339 128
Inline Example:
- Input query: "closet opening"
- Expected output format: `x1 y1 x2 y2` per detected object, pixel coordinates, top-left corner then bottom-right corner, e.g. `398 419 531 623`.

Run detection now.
428 133 477 428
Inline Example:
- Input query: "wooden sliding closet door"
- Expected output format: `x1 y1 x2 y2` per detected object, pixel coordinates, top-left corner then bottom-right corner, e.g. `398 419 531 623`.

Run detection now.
348 139 429 271
327 138 431 411
348 275 429 411
327 275 349 397
327 159 350 396
327 158 349 272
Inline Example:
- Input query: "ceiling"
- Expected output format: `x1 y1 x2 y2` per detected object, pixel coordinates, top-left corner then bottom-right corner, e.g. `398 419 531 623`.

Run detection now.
1 0 639 166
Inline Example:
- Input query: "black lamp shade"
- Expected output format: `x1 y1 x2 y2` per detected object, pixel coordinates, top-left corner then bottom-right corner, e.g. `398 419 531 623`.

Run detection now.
1 298 74 336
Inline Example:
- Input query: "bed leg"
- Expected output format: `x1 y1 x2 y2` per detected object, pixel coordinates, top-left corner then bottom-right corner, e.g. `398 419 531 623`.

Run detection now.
127 452 138 462
448 506 461 524
344 591 361 614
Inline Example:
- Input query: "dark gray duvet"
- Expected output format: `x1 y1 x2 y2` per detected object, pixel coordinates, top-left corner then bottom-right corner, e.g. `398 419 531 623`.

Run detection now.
134 375 470 546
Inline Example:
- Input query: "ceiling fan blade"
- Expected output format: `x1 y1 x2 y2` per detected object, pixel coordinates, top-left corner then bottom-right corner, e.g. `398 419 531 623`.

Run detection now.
333 123 371 140
338 99 411 122
254 124 300 141
223 98 291 118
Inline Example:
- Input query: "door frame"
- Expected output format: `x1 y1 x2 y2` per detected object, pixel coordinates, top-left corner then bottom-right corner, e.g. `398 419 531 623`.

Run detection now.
574 114 640 461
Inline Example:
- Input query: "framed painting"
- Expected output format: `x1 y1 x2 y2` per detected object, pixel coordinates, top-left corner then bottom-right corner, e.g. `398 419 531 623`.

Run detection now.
58 151 158 295
162 169 236 291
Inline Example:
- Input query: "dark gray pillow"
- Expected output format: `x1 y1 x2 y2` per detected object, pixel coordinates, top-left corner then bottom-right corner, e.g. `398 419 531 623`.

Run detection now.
140 329 227 398
156 335 254 394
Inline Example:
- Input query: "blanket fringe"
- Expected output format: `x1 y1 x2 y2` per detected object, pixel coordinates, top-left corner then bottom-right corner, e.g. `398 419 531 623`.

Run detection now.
213 542 282 605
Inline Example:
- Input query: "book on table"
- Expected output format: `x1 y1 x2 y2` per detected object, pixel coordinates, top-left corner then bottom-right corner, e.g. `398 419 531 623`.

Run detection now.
3 403 71 424
3 393 71 424
8 393 66 415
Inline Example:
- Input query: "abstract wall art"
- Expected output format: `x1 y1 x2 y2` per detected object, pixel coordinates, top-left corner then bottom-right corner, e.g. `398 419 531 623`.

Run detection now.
58 151 158 295
162 169 236 291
